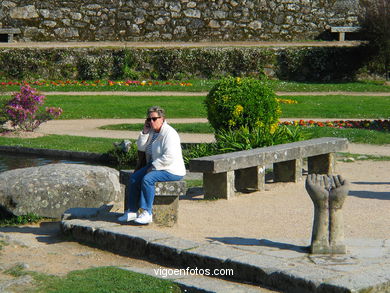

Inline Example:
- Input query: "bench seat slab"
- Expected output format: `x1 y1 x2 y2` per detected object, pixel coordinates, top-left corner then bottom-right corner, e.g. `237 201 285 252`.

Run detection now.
0 28 21 43
203 171 235 200
273 159 302 182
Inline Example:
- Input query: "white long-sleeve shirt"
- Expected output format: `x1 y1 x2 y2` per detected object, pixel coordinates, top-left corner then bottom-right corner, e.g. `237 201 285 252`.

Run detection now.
137 122 186 176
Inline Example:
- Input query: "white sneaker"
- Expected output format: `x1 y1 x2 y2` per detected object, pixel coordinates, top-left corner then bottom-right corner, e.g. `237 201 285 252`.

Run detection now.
134 210 153 225
117 211 137 222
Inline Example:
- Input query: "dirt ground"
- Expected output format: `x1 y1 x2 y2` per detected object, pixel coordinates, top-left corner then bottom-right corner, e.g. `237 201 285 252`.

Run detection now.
1 159 389 289
1 121 389 291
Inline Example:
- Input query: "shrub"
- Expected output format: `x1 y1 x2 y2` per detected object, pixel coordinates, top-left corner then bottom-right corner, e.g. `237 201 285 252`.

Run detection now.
182 143 218 166
4 86 62 131
214 125 303 153
204 77 280 132
359 0 390 80
107 140 138 169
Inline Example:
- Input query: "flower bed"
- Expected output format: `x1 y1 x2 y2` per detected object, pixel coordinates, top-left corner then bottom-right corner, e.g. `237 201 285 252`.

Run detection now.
281 119 390 131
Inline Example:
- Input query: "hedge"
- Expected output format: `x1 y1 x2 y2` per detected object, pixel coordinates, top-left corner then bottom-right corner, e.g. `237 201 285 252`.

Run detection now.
0 45 384 81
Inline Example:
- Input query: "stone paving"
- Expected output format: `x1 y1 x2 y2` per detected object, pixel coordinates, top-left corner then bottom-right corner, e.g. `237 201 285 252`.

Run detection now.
62 208 390 293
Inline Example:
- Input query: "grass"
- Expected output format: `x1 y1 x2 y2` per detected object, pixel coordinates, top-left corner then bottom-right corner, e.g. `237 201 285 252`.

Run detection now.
270 80 390 92
185 179 203 188
100 122 214 133
0 135 121 153
280 95 390 119
2 79 390 92
4 266 181 293
2 94 389 120
301 127 390 145
0 239 8 251
0 213 43 227
44 95 206 119
338 152 390 161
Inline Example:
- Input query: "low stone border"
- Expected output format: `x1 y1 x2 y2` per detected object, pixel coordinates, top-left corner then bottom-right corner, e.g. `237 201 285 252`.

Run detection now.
61 208 390 293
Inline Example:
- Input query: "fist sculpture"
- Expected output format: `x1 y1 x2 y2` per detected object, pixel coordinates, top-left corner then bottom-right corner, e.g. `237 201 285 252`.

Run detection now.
305 174 349 254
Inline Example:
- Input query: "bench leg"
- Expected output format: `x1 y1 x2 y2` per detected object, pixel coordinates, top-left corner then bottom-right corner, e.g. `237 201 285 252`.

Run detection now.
8 34 14 43
273 159 302 182
308 153 335 174
338 32 345 41
203 171 235 200
235 166 265 192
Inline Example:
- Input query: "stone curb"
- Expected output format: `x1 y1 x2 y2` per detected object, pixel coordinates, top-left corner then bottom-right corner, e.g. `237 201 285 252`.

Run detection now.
60 209 390 293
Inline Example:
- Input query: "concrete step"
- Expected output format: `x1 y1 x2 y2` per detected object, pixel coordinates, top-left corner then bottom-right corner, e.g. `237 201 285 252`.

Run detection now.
61 209 390 293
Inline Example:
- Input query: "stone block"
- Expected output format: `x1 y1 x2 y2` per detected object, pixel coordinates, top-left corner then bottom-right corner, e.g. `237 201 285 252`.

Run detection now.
273 159 302 182
203 171 235 199
308 153 335 174
235 166 265 191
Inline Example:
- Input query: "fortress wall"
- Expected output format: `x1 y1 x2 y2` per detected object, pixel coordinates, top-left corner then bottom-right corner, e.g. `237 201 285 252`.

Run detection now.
0 0 359 42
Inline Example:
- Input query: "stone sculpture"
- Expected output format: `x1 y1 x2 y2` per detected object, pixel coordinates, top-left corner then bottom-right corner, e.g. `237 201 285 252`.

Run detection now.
305 174 349 254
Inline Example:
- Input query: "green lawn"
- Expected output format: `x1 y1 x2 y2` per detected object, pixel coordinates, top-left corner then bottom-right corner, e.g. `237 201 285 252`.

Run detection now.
1 94 388 120
0 135 120 153
4 266 181 293
280 95 390 118
44 95 206 119
100 122 214 133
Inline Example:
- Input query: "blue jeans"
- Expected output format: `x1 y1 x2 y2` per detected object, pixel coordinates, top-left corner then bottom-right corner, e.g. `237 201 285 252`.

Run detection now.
127 164 183 214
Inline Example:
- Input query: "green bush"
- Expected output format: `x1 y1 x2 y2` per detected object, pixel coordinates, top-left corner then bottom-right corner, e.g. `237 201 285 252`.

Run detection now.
182 125 303 163
215 125 303 152
277 47 371 82
360 0 390 80
0 47 381 81
106 142 138 169
204 77 280 132
182 143 218 165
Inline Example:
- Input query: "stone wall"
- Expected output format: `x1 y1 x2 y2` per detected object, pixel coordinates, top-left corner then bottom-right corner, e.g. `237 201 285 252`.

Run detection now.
0 0 360 42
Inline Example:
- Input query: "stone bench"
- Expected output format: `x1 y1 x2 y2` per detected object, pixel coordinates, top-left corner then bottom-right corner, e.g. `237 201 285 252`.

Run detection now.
119 170 186 227
189 137 348 199
330 26 361 41
0 28 21 43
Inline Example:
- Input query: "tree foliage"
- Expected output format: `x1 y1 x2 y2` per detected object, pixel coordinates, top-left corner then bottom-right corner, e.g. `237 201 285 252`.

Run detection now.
360 0 390 79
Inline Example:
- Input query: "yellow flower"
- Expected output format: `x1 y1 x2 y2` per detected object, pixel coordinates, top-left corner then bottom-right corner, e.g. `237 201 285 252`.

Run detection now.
270 123 278 134
222 95 230 102
276 105 282 116
228 119 236 127
276 98 298 104
232 104 244 118
236 77 241 84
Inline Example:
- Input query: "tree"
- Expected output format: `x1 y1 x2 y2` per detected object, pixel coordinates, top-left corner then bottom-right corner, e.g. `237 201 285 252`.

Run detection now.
359 0 390 80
